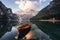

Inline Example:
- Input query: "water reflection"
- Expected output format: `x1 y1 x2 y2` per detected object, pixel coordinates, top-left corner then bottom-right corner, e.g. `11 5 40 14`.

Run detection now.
25 24 51 40
0 21 52 40
0 27 18 40
0 20 18 40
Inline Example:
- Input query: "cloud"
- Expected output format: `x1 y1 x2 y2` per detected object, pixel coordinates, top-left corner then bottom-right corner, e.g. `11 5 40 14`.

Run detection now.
15 0 46 11
15 0 38 11
15 0 47 16
39 0 46 3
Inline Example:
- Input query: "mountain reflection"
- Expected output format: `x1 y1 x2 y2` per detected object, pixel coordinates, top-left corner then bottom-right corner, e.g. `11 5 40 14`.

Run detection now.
0 22 52 40
0 21 18 39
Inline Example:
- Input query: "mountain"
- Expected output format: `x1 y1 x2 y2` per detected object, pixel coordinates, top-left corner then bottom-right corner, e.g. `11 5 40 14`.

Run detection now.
30 0 60 40
31 0 60 20
0 1 19 38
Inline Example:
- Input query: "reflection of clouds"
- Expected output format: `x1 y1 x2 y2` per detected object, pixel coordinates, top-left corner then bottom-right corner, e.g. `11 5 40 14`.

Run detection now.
0 24 51 40
0 27 18 40
25 31 34 39
30 24 51 40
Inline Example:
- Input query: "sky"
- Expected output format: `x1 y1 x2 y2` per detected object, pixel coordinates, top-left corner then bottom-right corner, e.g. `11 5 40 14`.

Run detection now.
0 0 52 17
0 0 51 12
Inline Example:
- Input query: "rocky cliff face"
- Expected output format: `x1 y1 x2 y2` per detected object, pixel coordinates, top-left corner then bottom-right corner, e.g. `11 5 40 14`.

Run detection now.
31 0 60 20
0 1 19 38
31 0 60 40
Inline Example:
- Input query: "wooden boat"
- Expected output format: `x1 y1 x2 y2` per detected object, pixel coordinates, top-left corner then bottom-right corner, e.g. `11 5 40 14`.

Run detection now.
16 24 31 40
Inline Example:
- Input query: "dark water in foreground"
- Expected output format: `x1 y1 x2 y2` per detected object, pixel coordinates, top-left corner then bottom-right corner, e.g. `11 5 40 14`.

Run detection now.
0 21 52 40
0 27 18 40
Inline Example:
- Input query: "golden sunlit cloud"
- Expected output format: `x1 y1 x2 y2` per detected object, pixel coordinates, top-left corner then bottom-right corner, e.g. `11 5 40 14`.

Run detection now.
15 0 47 11
15 0 47 16
15 0 38 11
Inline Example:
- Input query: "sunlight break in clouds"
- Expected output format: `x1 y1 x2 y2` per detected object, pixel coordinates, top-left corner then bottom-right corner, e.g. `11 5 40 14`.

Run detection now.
15 0 38 11
15 0 46 11
15 0 46 16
